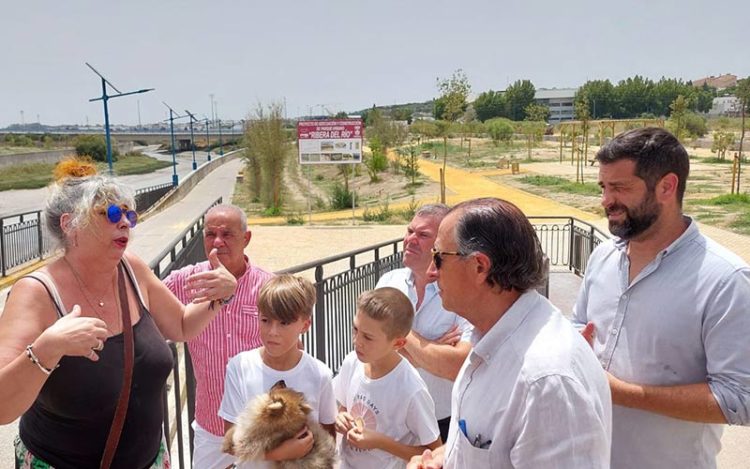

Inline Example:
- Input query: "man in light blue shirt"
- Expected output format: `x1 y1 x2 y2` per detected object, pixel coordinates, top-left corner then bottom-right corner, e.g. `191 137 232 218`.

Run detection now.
573 127 750 469
377 204 472 443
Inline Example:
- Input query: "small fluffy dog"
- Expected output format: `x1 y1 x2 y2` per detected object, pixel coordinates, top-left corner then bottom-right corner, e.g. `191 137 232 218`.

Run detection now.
222 380 336 469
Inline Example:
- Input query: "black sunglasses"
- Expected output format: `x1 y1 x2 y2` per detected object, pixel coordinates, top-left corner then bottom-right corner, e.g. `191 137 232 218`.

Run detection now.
431 247 466 269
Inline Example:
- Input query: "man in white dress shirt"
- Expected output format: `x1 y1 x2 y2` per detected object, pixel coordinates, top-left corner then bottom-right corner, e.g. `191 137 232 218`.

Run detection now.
408 197 611 469
376 204 472 442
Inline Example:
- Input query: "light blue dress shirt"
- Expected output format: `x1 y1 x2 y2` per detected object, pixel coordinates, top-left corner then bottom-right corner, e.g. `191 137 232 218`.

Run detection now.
573 217 750 469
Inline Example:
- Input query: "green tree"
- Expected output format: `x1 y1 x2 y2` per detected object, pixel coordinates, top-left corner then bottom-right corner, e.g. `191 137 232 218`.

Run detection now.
516 121 546 160
473 90 506 122
243 103 289 210
75 134 118 162
711 131 735 160
334 111 349 119
667 95 689 139
524 103 550 122
615 75 654 118
486 118 514 146
399 144 420 185
576 79 616 118
504 80 536 121
436 69 471 122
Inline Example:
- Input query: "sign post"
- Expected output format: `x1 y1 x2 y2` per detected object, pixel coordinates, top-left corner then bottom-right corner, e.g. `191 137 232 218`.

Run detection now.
298 119 364 224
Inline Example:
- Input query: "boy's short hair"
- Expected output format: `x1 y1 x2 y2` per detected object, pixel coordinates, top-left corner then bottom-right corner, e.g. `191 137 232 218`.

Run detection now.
356 288 414 339
258 274 316 323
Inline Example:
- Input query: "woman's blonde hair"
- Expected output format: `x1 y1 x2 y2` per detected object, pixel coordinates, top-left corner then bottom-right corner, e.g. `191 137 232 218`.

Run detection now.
258 274 316 323
46 157 135 247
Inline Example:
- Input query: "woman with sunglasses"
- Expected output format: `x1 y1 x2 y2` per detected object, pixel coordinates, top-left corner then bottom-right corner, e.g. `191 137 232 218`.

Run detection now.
0 159 237 469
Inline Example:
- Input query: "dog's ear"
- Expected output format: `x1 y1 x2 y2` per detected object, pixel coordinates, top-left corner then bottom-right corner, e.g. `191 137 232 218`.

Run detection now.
300 401 313 415
271 380 287 391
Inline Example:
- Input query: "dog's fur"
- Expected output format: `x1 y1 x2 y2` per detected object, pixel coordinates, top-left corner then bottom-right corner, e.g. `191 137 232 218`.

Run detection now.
222 381 336 469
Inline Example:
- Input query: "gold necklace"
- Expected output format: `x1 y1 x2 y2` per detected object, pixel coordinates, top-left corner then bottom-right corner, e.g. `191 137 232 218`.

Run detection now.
63 257 121 333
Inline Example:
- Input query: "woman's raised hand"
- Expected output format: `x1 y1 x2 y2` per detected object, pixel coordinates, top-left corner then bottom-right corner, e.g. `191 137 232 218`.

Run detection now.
39 305 110 362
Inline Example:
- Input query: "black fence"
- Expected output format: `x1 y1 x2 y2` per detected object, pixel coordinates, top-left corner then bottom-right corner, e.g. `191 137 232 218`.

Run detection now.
0 211 54 276
155 214 609 468
136 183 174 213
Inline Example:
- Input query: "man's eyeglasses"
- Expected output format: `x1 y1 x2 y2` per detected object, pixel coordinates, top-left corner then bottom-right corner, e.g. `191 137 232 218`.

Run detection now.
431 247 466 269
104 204 138 228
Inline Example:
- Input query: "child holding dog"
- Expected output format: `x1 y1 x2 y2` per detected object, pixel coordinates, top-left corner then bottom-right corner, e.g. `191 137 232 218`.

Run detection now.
219 274 337 468
333 288 442 469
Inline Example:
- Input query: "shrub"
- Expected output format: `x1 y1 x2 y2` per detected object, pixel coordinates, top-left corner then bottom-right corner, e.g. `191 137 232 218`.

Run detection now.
486 118 514 146
330 182 355 209
75 135 118 162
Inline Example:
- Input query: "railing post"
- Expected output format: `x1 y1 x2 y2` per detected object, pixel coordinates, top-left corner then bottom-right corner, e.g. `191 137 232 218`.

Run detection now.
567 218 574 272
314 265 326 364
36 211 44 260
1 217 6 277
374 247 381 283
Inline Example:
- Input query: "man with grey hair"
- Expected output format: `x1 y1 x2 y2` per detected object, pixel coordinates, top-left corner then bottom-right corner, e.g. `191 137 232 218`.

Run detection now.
376 204 472 443
408 198 611 469
164 203 273 469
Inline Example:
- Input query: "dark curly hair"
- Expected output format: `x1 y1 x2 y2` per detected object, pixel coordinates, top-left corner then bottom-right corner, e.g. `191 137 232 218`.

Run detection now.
451 198 545 293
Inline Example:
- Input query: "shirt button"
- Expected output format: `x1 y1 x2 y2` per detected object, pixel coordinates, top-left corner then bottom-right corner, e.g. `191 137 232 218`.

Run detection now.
600 359 607 367
226 334 231 338
611 328 618 335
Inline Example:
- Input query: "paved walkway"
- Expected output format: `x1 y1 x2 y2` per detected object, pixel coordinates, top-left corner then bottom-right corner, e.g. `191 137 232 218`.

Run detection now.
1 155 749 467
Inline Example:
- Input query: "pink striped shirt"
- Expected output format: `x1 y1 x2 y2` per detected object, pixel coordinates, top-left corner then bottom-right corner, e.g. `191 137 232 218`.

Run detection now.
164 257 273 436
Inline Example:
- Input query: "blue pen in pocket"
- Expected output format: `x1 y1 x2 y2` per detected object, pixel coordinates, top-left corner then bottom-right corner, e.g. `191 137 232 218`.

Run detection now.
458 419 468 437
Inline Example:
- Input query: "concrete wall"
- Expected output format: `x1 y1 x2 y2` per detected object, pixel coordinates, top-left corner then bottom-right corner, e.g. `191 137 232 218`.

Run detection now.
0 148 75 168
140 149 242 220
0 142 134 169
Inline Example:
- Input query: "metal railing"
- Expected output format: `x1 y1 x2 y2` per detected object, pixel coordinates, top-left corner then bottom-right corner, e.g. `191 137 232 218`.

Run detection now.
155 214 609 468
149 197 222 469
136 182 175 213
0 211 55 276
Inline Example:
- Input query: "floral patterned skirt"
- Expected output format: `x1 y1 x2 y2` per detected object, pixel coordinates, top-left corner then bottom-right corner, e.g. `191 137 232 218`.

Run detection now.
14 434 171 469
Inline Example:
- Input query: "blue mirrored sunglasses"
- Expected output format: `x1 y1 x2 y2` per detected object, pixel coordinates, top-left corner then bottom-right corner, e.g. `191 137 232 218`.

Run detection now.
106 204 138 228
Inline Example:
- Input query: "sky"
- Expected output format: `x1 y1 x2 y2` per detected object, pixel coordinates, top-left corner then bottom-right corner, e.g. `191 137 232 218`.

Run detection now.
1 0 748 127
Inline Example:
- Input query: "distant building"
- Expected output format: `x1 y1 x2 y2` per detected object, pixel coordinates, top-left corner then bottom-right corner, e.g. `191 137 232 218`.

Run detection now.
534 88 578 123
412 111 435 121
708 96 742 117
691 74 737 90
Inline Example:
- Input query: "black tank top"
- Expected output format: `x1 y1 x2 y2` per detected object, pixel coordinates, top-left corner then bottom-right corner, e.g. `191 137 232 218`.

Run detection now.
19 261 174 469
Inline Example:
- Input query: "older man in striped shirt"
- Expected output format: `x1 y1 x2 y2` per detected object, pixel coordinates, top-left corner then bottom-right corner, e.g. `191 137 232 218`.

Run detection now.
164 204 273 469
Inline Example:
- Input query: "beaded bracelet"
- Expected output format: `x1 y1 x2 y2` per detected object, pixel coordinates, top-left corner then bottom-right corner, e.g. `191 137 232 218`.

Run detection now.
25 344 59 376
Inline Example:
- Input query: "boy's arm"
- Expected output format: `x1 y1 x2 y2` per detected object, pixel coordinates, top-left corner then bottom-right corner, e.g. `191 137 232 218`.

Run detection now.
347 430 441 461
335 405 355 435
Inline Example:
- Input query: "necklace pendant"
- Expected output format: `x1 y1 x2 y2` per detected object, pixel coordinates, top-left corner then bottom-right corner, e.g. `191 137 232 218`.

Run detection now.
98 301 105 307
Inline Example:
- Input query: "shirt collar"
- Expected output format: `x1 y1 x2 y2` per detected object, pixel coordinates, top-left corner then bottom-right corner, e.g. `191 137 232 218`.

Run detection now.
406 268 440 294
614 216 698 258
471 290 539 363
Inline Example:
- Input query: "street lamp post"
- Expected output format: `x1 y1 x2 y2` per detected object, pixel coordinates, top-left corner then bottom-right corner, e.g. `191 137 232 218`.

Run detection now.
217 118 224 156
203 117 211 161
163 102 187 186
86 62 154 175
185 110 199 170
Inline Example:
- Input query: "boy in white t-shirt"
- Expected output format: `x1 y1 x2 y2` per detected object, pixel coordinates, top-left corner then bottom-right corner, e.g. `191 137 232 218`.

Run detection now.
334 287 441 469
219 274 337 468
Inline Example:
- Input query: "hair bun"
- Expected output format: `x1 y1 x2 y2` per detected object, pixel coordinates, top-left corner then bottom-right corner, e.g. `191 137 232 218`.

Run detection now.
53 157 98 181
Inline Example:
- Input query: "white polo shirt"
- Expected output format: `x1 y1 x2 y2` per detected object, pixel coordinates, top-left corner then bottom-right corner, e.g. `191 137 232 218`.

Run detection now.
376 268 472 419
